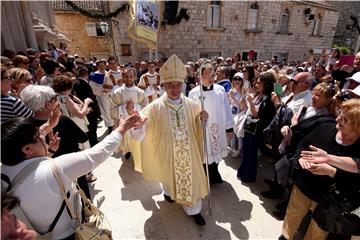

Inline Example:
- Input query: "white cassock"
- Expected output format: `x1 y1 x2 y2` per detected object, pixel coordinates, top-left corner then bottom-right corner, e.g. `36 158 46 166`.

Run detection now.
110 85 148 172
188 84 234 164
106 69 123 93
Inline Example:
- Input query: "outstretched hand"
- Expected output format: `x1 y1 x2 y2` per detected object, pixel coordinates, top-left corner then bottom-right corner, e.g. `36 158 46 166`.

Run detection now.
299 157 336 177
300 145 330 164
49 102 62 128
116 112 147 135
48 131 60 154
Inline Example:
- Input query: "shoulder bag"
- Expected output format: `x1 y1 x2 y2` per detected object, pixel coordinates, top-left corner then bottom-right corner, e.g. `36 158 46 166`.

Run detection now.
312 184 360 235
49 158 112 240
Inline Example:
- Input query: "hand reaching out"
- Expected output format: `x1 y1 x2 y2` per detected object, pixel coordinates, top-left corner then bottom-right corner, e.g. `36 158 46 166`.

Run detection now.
84 98 93 106
299 157 336 177
116 112 147 135
300 145 330 164
48 131 60 154
48 102 62 129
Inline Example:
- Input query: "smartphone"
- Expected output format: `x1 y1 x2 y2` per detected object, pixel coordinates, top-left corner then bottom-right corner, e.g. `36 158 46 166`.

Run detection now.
274 83 283 96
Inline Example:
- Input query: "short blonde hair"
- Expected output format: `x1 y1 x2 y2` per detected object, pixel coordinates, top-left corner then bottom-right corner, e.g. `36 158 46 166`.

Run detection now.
10 68 31 86
341 98 360 135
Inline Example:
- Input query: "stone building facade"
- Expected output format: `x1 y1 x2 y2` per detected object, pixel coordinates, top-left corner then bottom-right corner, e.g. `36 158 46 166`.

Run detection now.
1 1 67 53
53 1 341 63
53 1 114 60
330 1 360 53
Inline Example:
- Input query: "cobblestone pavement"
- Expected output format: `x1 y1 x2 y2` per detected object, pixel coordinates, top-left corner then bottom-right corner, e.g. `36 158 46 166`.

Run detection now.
91 124 283 240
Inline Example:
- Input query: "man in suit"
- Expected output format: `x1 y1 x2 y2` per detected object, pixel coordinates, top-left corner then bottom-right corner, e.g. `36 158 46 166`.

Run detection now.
73 67 100 147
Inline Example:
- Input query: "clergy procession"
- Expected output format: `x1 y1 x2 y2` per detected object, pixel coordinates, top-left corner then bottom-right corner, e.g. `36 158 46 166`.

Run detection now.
2 46 360 239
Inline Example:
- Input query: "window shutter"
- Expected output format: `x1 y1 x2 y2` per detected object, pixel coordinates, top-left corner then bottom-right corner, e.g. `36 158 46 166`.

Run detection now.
213 5 220 28
313 19 320 36
248 9 258 29
280 13 289 33
85 23 97 36
207 6 212 27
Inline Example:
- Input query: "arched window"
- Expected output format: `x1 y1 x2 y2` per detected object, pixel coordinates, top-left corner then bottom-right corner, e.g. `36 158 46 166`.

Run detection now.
279 8 290 33
312 13 322 36
247 2 259 30
207 1 221 28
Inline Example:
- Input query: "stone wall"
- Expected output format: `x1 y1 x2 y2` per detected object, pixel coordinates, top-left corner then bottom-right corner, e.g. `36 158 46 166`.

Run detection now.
55 12 113 59
55 1 339 63
330 1 360 51
109 1 339 63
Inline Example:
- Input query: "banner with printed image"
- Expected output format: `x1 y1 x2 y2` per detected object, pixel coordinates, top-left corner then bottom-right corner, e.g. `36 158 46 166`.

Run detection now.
128 0 161 49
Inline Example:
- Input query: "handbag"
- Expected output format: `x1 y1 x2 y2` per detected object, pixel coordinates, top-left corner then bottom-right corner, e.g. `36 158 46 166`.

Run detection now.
49 158 113 240
312 185 360 235
244 115 258 135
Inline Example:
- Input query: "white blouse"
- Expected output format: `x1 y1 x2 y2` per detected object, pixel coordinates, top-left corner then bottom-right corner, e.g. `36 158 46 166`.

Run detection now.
1 131 122 239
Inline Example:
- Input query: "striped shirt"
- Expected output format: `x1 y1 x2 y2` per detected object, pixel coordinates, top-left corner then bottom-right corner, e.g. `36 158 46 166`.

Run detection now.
1 95 33 123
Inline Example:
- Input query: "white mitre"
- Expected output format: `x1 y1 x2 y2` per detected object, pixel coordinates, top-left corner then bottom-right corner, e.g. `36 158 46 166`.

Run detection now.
159 54 187 84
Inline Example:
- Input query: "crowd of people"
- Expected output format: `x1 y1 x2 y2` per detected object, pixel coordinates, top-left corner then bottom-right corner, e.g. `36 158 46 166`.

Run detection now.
1 43 360 240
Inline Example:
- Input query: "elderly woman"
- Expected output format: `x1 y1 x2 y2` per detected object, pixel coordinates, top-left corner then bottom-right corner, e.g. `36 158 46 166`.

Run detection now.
20 84 94 194
263 82 338 216
280 97 359 240
237 72 276 182
298 99 360 238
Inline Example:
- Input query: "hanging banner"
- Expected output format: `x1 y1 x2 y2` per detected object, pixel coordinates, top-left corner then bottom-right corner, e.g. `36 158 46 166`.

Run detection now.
128 0 161 49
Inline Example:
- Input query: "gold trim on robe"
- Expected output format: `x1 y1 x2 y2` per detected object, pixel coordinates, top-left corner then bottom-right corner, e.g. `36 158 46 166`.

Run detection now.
164 101 192 205
139 93 208 207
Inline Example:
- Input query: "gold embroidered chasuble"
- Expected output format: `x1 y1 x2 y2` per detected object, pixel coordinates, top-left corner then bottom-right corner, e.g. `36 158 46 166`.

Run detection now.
140 93 208 207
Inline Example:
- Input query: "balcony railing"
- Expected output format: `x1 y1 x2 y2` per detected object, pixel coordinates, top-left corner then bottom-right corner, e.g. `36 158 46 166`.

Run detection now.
53 0 105 13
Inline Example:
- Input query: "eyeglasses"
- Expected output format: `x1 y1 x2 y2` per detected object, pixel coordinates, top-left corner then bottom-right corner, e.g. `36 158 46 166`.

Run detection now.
233 78 243 81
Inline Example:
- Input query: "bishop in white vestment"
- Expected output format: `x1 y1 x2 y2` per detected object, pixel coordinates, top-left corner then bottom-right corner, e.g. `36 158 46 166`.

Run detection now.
131 55 209 225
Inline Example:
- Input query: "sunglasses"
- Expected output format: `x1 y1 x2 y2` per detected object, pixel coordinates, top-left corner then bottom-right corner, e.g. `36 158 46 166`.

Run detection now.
233 78 243 81
290 79 299 85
